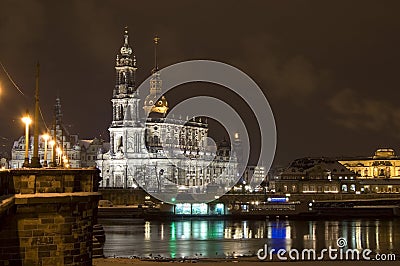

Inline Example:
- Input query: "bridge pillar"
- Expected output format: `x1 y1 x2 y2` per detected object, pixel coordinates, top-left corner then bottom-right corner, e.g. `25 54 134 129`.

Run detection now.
0 168 101 265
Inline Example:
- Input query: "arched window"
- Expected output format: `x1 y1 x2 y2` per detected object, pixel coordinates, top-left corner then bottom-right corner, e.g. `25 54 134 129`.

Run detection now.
115 105 119 120
118 136 123 152
120 105 124 119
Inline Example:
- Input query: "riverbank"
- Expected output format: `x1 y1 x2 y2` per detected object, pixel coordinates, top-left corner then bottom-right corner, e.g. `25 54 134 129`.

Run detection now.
93 258 399 265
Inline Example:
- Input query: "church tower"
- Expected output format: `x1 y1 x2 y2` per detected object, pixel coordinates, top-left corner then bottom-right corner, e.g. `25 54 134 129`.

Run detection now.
109 27 146 159
112 27 139 126
143 36 168 116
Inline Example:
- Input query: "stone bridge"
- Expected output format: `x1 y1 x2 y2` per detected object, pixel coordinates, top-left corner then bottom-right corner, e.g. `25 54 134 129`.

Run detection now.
0 168 102 266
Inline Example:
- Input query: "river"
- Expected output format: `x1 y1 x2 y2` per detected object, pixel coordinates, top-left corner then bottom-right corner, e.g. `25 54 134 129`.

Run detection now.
99 218 400 259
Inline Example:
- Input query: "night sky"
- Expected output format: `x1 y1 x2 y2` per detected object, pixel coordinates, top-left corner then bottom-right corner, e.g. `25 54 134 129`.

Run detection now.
0 0 400 166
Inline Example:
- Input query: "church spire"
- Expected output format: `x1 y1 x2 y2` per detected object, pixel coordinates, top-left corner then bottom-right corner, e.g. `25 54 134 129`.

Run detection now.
152 36 160 73
55 97 62 127
113 27 137 98
120 26 133 57
124 27 129 45
143 35 168 116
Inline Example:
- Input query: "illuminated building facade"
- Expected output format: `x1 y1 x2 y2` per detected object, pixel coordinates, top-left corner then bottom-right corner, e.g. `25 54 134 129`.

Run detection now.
10 98 81 168
338 148 400 193
339 149 400 179
271 157 358 194
272 154 400 194
96 29 238 198
79 138 109 167
0 158 7 169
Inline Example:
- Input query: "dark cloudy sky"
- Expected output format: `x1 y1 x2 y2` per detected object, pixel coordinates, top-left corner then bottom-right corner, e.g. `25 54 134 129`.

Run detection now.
0 0 400 166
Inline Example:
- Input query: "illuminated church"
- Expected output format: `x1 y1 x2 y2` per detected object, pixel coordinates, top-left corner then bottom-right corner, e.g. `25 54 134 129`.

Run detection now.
96 29 239 201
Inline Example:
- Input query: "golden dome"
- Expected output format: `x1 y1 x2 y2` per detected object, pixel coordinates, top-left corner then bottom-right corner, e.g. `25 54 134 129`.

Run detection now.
143 95 168 114
151 95 168 114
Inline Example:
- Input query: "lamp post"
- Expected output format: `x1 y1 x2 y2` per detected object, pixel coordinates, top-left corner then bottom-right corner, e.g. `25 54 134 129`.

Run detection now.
30 62 42 168
62 155 67 168
49 140 55 167
42 134 50 167
56 147 62 166
21 115 32 167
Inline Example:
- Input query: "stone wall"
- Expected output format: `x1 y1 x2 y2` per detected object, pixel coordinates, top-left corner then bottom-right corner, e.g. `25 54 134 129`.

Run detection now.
99 188 146 206
0 168 101 266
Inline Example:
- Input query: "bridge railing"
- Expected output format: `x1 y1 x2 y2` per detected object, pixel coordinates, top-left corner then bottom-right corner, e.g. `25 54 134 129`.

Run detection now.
0 168 101 195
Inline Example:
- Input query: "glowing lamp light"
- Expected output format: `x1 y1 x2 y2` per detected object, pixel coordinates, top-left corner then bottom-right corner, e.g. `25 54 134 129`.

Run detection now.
42 134 50 141
42 133 50 166
21 115 32 167
21 116 32 125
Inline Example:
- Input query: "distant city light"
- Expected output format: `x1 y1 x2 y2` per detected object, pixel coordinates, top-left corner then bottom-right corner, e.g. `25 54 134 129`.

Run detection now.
268 197 288 203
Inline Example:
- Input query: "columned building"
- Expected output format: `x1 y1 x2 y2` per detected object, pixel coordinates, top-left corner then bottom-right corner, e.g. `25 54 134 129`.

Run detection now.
339 149 400 179
272 153 400 195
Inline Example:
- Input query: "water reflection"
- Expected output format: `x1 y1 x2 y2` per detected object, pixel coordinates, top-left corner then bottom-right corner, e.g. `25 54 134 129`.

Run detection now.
100 218 400 258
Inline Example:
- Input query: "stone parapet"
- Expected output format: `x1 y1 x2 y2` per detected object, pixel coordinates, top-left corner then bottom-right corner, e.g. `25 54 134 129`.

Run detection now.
0 168 102 266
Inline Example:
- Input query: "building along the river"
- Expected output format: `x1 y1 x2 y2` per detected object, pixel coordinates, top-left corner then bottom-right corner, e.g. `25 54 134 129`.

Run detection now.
96 28 239 201
271 151 400 195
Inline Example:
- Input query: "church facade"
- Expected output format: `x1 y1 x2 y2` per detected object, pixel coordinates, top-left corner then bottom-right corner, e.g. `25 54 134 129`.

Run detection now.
96 29 239 202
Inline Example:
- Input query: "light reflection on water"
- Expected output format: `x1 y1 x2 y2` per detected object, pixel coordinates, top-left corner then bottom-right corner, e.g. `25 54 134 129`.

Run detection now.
99 218 400 258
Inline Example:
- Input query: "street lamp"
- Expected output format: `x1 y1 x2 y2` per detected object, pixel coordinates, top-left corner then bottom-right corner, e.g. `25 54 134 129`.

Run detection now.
21 115 32 167
56 147 62 166
62 155 69 168
49 140 55 167
42 134 50 167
